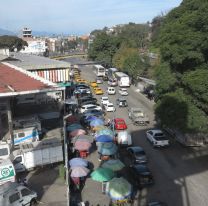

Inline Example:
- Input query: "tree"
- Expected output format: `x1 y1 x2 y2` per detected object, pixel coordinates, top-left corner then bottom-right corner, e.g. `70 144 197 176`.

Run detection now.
0 35 28 51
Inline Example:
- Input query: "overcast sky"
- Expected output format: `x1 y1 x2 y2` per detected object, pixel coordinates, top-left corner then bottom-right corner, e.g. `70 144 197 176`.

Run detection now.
0 0 182 35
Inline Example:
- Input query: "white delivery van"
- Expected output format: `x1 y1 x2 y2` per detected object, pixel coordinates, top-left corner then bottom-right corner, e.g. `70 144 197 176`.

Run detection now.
116 131 132 146
11 138 63 173
13 127 39 146
0 142 11 159
0 181 37 206
0 159 16 186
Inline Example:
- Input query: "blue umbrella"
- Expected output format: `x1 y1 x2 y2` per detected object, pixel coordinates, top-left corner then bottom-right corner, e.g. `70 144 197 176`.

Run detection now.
67 123 83 132
96 129 114 138
96 135 113 143
69 158 88 167
90 119 104 127
85 116 99 121
98 142 118 155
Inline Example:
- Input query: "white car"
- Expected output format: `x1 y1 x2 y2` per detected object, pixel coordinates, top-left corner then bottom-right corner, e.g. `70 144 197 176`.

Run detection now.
101 96 109 105
108 79 118 86
80 104 102 113
146 129 170 147
104 102 116 112
119 88 128 96
107 87 116 95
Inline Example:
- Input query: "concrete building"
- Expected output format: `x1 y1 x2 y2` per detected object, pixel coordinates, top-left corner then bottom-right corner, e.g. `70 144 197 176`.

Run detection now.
6 52 71 83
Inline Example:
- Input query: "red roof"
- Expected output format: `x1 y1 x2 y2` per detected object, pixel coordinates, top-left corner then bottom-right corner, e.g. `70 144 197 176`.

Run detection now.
0 63 51 93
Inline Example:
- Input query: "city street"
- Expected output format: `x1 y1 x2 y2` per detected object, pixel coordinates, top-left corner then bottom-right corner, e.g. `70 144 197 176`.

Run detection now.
66 58 208 206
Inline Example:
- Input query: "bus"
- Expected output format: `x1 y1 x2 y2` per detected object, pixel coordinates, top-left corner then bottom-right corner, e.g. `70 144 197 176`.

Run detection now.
114 72 131 87
93 65 105 77
107 68 118 80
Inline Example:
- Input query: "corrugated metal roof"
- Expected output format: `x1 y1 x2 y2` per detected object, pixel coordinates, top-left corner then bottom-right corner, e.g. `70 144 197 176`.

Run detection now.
6 52 71 70
0 63 54 94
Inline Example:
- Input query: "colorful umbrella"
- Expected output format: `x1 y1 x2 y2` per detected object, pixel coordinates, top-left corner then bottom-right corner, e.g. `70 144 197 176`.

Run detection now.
85 116 99 121
90 119 104 127
74 141 91 151
69 158 88 167
67 123 83 132
71 135 94 143
70 166 90 177
101 159 125 172
96 129 114 138
107 177 132 200
93 125 107 131
98 142 118 155
91 167 115 182
96 135 113 143
70 129 86 137
66 115 78 124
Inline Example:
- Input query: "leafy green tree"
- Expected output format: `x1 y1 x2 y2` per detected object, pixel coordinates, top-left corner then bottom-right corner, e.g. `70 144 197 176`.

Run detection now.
0 35 28 51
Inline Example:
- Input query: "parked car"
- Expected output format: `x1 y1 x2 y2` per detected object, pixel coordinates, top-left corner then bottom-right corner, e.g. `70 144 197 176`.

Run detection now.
119 88 128 96
96 77 103 84
116 130 132 146
128 108 149 125
146 129 170 147
79 99 98 107
83 110 104 118
110 118 127 130
107 87 116 95
108 79 118 86
126 146 147 164
80 104 102 113
75 84 90 89
129 164 154 188
101 96 110 105
103 102 116 112
116 98 128 107
78 97 97 105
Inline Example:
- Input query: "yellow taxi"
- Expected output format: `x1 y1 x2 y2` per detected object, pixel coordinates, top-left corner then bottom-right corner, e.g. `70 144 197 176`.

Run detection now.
94 88 104 95
90 81 98 87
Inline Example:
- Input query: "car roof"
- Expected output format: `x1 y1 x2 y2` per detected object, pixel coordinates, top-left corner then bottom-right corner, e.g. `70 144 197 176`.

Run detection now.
128 146 144 152
101 96 109 99
82 104 98 107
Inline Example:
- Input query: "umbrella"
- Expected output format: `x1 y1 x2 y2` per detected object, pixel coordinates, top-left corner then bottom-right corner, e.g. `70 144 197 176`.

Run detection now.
90 119 104 127
96 129 114 138
74 141 91 151
101 159 125 172
93 125 107 131
98 142 118 155
67 123 83 132
66 115 78 124
96 135 113 143
69 158 88 167
70 166 90 177
85 116 99 121
91 167 115 182
108 177 132 200
70 129 86 137
71 135 94 143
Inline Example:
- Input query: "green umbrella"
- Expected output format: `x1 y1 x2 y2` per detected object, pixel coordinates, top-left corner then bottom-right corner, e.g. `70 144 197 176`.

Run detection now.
101 159 125 172
108 177 132 200
91 167 115 182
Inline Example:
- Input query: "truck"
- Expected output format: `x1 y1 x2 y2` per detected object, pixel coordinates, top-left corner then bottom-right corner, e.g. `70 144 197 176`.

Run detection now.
128 107 150 126
0 159 16 186
11 138 63 173
0 181 37 206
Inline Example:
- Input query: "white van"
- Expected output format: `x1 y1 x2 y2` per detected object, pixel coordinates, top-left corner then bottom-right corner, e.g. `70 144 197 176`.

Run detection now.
0 159 16 186
116 131 132 146
0 182 37 206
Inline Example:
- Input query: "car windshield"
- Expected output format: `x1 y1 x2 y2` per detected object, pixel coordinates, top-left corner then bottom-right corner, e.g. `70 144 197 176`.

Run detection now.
155 136 167 141
103 97 108 100
134 111 144 117
108 105 113 107
117 120 124 125
135 150 145 155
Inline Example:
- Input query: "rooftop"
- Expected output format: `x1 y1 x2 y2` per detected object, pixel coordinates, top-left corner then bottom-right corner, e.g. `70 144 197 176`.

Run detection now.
5 52 71 70
0 63 63 97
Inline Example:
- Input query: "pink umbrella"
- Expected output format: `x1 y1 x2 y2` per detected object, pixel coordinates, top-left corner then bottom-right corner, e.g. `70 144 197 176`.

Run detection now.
74 141 91 151
70 129 86 137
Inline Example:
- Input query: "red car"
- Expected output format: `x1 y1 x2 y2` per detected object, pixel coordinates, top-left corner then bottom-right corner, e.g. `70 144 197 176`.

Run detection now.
111 118 127 130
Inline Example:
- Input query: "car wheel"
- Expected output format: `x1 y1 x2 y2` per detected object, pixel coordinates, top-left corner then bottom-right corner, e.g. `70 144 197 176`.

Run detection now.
30 199 37 206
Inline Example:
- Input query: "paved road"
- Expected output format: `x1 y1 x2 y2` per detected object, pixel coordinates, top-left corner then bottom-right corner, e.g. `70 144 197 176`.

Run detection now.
76 62 208 206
